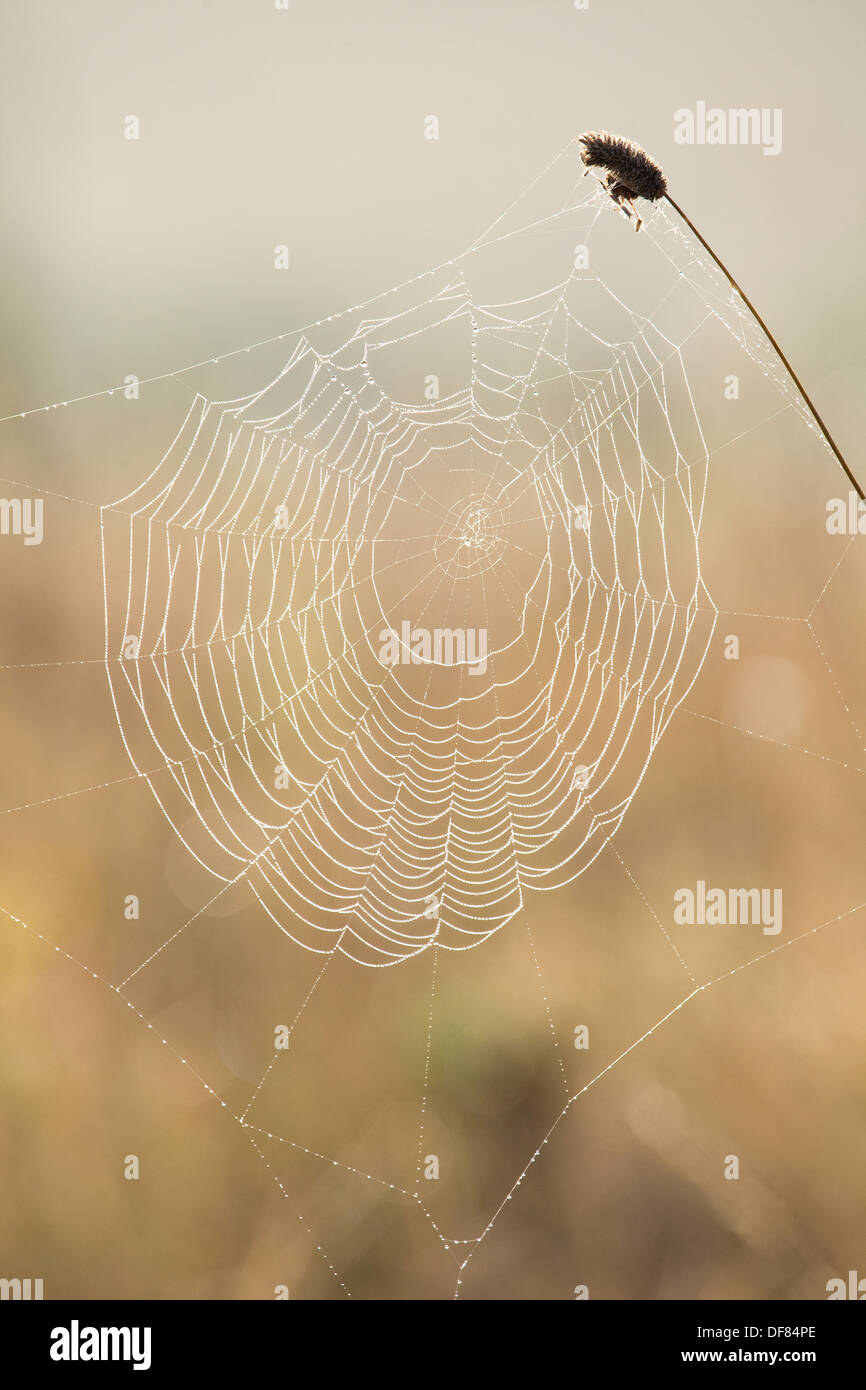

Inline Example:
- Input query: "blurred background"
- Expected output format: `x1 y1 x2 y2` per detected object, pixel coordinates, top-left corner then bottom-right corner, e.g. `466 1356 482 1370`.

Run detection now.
0 0 864 1300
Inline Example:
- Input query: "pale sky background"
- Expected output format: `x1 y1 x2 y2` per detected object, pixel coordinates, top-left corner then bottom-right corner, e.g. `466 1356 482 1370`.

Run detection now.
1 0 863 455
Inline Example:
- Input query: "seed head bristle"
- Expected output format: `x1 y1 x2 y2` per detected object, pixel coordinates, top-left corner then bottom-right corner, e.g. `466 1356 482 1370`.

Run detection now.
578 131 667 203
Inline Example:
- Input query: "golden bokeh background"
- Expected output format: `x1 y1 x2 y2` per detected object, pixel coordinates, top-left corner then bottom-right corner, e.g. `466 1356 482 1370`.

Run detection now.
0 0 864 1299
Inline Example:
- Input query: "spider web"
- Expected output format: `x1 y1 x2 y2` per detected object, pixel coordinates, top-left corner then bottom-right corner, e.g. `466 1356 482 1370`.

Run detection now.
2 141 865 1299
99 163 722 967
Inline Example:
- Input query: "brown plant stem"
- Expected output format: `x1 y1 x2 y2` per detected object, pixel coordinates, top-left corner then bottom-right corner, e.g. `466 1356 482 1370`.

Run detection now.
663 193 864 502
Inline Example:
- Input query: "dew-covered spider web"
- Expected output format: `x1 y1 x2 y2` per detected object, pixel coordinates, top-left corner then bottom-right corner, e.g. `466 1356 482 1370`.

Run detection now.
2 141 865 1299
100 173 725 966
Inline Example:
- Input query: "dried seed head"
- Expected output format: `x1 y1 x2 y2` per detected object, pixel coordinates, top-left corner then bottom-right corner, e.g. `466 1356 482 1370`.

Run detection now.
578 132 667 203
